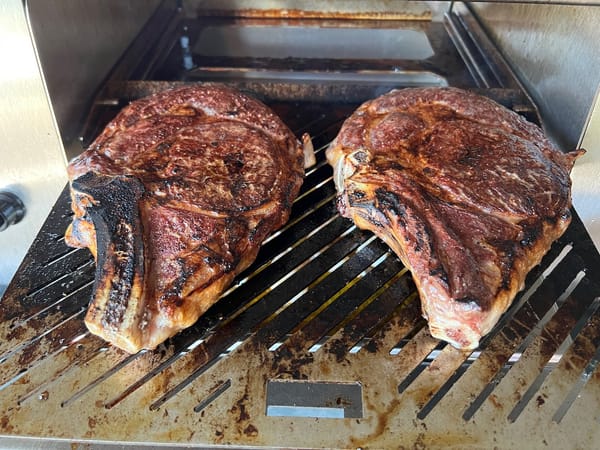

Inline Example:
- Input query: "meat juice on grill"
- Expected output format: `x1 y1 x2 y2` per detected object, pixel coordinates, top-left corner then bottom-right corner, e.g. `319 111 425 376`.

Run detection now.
326 87 584 350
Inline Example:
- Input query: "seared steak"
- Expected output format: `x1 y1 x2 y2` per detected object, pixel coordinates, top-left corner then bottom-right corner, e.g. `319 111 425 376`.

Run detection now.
326 87 583 350
66 84 305 353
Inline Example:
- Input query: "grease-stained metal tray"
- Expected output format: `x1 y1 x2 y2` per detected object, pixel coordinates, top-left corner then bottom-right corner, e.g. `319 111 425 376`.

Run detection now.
1 86 600 448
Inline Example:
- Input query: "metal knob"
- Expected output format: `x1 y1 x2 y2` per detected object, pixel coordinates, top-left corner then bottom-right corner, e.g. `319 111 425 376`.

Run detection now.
0 191 25 231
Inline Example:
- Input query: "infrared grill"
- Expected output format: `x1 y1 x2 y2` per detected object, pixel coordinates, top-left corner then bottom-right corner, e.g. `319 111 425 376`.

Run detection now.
1 2 600 448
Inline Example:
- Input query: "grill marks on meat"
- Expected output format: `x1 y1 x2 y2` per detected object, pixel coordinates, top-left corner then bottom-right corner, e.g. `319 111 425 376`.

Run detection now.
327 87 584 350
66 84 304 353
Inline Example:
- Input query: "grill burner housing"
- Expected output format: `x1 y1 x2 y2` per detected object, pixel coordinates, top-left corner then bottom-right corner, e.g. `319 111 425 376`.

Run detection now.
1 3 600 448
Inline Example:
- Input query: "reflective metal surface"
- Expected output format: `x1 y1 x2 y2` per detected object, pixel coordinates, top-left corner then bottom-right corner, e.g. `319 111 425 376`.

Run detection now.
26 0 164 158
573 85 600 251
0 0 164 295
472 2 600 150
2 3 600 441
194 25 435 59
0 0 67 294
1 0 600 446
472 1 600 250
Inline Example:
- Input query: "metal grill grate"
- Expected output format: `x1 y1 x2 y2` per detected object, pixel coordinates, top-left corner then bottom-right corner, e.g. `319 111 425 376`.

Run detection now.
1 94 600 447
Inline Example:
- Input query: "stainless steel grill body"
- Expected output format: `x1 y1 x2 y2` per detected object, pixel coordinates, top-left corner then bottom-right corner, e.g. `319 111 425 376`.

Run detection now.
1 3 600 448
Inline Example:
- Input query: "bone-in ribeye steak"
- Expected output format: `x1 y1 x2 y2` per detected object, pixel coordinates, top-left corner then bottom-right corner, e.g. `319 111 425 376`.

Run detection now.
66 84 305 353
326 87 583 350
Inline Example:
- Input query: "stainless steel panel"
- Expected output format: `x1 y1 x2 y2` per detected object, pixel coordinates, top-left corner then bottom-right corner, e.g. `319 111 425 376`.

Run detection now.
471 2 600 249
471 3 600 150
2 1 600 446
0 0 67 294
195 25 435 59
26 0 163 158
0 0 164 295
573 85 600 250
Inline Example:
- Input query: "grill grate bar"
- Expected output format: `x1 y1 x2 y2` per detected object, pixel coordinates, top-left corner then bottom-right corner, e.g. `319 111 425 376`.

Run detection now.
42 246 85 269
390 318 427 356
276 258 408 358
262 234 379 328
21 258 94 304
409 343 474 413
304 153 330 178
261 192 336 246
489 244 574 337
143 229 386 410
347 277 415 354
463 262 589 421
504 301 600 427
239 232 375 339
553 343 600 423
15 279 94 329
17 333 105 405
269 252 394 352
420 269 590 420
0 303 86 367
276 250 402 348
149 354 227 411
280 248 389 353
224 224 360 323
189 192 342 336
312 261 409 354
103 220 370 409
52 234 66 243
397 341 448 393
508 295 600 422
293 174 333 204
221 211 341 300
193 378 232 413
407 242 580 420
0 308 87 390
417 352 473 419
61 350 147 408
0 282 93 364
104 346 197 409
32 228 73 267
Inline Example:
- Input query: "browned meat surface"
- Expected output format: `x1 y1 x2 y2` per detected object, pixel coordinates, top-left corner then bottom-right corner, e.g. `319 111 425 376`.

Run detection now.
66 84 305 353
326 87 584 350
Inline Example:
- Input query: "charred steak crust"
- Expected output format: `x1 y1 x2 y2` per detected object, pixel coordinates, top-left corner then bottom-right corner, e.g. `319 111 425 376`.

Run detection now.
326 87 583 350
66 84 304 353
